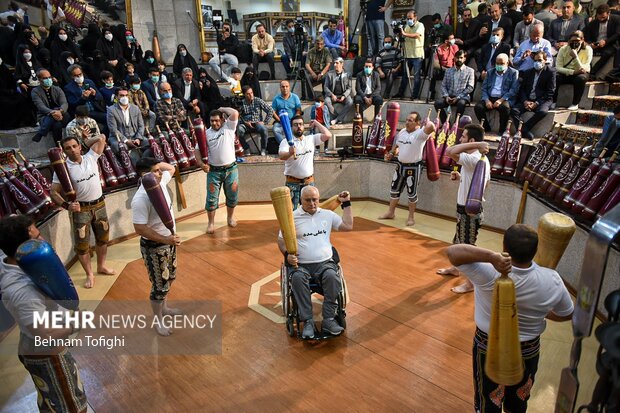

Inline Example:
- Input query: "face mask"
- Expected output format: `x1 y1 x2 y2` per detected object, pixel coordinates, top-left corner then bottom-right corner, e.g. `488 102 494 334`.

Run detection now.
59 34 67 41
146 57 155 64
131 84 140 90
315 102 321 107
23 53 32 61
496 64 506 73
76 117 87 125
364 67 372 75
42 78 53 87
105 82 114 88
534 61 545 70
104 33 113 41
126 36 133 42
151 75 159 83
384 43 392 49
407 19 415 26
0 57 3 65
162 92 172 99
288 27 294 33
67 57 74 64
570 42 580 49
490 35 500 44
180 50 187 57
449 39 455 45
434 23 441 28
74 75 84 84
119 96 129 105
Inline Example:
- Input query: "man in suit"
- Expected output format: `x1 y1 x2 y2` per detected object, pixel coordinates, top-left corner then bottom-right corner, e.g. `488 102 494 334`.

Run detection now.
593 104 620 158
141 67 161 110
477 27 512 81
585 4 620 78
64 64 106 129
549 0 585 49
31 68 70 143
505 0 523 37
511 51 556 140
106 86 146 163
488 3 514 46
434 50 475 124
474 53 519 134
455 8 483 60
513 6 543 48
355 59 383 118
173 67 205 120
323 57 354 124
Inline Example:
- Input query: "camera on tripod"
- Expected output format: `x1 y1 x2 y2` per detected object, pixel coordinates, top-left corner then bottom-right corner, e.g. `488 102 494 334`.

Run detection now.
293 16 305 37
428 27 442 47
391 17 407 36
213 14 223 30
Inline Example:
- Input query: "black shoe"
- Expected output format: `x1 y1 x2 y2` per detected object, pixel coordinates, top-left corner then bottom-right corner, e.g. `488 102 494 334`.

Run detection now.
32 133 43 142
391 94 403 99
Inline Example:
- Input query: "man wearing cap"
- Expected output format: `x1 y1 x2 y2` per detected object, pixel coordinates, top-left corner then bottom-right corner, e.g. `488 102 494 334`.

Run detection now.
323 57 353 125
554 30 592 110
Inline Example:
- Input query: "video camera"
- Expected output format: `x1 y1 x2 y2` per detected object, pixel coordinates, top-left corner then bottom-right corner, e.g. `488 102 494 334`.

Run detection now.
213 14 223 30
391 17 407 36
294 16 305 37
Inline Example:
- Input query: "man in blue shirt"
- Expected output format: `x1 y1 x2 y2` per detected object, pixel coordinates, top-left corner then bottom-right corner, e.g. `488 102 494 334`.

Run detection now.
512 23 552 72
272 80 302 144
321 18 345 60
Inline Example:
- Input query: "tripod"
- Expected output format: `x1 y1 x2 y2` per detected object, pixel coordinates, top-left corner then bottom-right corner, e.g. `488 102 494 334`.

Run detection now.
423 43 440 103
395 31 414 99
290 31 305 94
348 1 367 56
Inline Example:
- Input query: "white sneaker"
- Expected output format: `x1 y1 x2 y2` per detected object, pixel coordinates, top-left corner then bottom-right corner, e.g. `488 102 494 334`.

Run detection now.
260 149 266 156
567 104 579 111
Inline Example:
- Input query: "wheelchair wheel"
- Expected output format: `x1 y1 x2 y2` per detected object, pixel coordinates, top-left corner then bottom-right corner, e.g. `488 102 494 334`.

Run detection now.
335 293 347 329
339 265 348 309
280 264 289 317
286 317 295 337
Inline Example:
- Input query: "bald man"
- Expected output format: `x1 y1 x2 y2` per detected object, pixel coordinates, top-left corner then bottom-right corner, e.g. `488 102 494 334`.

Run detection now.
154 81 187 127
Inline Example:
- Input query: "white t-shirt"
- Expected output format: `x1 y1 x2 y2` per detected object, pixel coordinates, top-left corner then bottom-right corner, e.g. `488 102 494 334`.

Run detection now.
456 151 491 206
52 149 103 202
394 128 429 164
206 119 238 166
279 208 343 264
279 133 323 178
457 262 574 341
131 171 175 237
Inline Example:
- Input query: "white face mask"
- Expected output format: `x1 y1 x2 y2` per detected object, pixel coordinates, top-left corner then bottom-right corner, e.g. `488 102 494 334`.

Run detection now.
180 50 187 57
119 96 129 105
23 53 32 61
74 75 84 84
0 57 3 65
104 33 113 41
59 34 68 41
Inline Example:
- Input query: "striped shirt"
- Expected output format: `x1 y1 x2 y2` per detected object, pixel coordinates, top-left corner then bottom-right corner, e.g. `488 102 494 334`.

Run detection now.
375 48 401 70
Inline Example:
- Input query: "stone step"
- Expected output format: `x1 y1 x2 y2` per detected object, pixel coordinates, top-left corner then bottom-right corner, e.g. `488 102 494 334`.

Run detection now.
593 95 620 111
610 82 620 95
571 109 613 128
0 127 54 160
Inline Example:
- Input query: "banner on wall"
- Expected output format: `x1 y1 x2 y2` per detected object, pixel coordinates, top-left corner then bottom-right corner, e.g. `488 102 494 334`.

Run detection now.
64 0 87 27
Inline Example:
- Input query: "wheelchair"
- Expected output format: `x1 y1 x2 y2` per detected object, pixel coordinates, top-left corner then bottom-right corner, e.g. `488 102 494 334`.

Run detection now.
280 247 348 339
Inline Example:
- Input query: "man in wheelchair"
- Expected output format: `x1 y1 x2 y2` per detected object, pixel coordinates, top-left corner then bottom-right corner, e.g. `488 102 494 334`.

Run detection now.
278 186 353 339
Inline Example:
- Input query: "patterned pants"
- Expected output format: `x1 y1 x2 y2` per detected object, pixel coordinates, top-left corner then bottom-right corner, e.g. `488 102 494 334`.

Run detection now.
19 349 88 413
206 164 239 212
473 328 540 413
71 200 109 255
140 238 177 301
453 204 483 245
389 162 422 203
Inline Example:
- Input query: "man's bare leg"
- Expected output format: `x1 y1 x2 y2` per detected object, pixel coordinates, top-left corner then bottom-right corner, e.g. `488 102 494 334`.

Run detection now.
378 198 399 220
96 244 115 275
406 202 416 226
163 298 183 316
78 253 95 288
207 210 216 234
451 279 474 294
436 266 462 276
227 206 237 227
151 300 172 336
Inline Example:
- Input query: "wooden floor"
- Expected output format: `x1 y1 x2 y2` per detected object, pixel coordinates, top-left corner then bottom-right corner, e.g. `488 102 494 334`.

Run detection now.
0 202 602 412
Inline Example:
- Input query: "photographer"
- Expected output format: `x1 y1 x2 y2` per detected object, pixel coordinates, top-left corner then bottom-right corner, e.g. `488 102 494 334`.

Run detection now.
209 22 240 81
393 10 424 100
123 29 143 66
282 19 309 79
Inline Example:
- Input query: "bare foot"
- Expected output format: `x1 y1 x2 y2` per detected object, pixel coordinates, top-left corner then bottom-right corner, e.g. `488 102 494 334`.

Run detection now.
406 219 415 226
163 306 183 316
84 275 95 289
227 218 237 228
155 324 172 336
451 282 474 294
97 267 116 275
378 213 395 220
436 267 461 277
206 223 215 234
